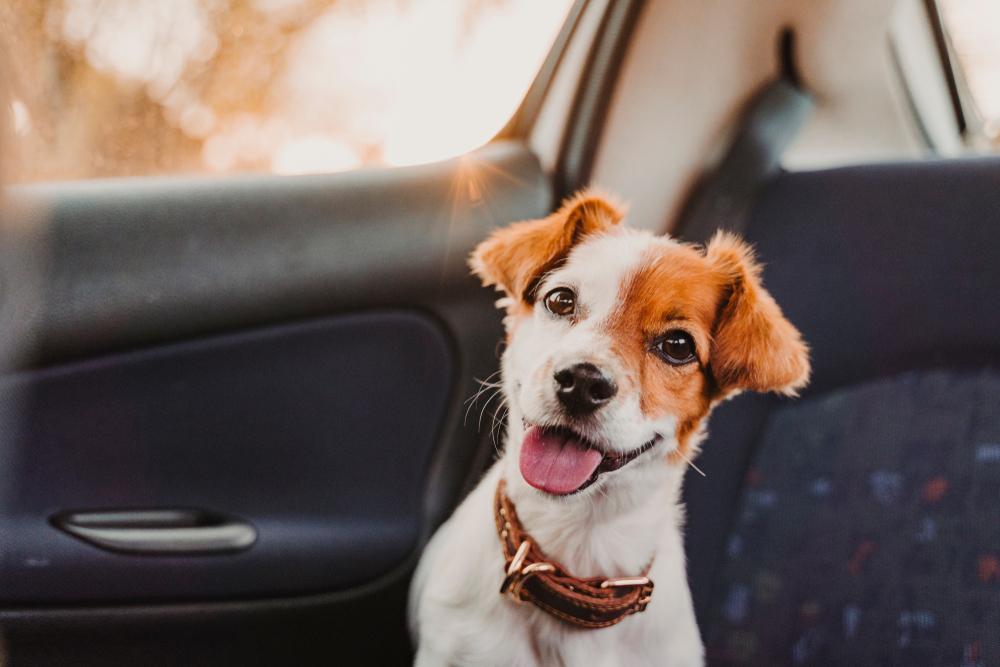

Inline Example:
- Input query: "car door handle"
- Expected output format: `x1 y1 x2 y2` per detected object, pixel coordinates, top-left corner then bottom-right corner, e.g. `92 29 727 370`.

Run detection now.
51 509 257 555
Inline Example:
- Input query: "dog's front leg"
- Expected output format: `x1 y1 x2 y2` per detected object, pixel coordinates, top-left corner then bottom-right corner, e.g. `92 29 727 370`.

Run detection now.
411 466 542 666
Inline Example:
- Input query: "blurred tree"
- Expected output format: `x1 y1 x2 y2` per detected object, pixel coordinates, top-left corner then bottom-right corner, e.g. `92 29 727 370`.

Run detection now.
0 0 341 182
0 0 566 183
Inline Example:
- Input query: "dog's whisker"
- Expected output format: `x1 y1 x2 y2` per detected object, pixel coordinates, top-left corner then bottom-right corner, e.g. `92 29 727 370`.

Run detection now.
474 370 502 386
464 374 504 425
464 379 495 406
496 414 508 448
472 380 502 392
490 401 509 446
596 485 622 514
489 401 504 438
491 403 509 459
492 417 506 458
463 397 481 425
584 485 598 519
473 388 496 431
463 386 489 424
464 371 502 407
675 449 706 477
478 387 503 433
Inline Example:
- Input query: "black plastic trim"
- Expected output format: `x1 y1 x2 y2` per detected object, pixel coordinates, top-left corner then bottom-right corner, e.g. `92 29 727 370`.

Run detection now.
554 0 647 200
922 0 966 135
495 0 590 141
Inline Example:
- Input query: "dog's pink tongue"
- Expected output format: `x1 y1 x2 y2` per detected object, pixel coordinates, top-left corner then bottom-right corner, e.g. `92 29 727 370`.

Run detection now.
519 426 603 495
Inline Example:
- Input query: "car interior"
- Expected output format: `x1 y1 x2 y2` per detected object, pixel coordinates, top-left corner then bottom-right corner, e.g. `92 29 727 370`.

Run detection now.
0 0 997 665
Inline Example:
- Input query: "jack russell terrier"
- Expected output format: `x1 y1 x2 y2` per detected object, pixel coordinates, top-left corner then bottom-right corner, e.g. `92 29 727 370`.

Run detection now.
409 190 810 666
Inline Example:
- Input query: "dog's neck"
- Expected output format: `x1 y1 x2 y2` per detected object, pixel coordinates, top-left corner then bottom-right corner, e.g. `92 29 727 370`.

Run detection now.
499 420 691 580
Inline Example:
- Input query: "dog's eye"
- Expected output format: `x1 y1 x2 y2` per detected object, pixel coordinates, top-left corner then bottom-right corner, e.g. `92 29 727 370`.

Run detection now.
544 288 576 316
655 331 696 365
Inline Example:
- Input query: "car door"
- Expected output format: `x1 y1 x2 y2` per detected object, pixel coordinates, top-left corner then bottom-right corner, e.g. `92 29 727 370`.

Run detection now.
0 0 644 664
0 141 548 667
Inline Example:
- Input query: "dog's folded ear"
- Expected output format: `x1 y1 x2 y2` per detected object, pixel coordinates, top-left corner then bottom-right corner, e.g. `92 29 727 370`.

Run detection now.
706 232 811 397
470 189 626 303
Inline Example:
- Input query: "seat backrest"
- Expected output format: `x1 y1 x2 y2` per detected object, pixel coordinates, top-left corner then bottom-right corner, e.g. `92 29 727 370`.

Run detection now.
683 158 1000 666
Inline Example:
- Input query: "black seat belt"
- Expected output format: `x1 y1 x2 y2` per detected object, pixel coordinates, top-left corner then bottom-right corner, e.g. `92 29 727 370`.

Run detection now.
675 30 813 244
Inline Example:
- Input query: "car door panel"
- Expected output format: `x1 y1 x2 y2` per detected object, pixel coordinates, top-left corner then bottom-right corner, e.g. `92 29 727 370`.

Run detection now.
1 310 452 604
0 140 551 665
10 140 547 366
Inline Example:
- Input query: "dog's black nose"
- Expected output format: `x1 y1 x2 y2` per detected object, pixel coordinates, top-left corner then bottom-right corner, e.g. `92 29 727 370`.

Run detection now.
554 363 617 416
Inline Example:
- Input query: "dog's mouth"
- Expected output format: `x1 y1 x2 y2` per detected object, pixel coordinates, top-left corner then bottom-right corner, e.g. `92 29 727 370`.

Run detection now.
518 425 660 496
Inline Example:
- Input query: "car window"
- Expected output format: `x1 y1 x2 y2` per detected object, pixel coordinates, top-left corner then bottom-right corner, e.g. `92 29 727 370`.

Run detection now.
1 0 575 183
937 0 1000 141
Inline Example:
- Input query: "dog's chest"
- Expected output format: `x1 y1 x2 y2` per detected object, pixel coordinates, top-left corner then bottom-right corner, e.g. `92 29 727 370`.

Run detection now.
501 459 682 578
496 588 688 667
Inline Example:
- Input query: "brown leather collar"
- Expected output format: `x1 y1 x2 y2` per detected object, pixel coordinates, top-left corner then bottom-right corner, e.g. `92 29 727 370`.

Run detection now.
494 479 654 629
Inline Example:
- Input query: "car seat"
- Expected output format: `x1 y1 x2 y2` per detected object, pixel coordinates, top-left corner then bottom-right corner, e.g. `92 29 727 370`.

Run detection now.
684 158 1000 666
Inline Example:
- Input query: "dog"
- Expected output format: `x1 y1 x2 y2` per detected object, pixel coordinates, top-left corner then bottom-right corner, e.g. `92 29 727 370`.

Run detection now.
409 190 810 666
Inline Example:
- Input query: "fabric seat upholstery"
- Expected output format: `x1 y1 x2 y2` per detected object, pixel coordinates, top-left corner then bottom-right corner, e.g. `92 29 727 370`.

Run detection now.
682 158 1000 666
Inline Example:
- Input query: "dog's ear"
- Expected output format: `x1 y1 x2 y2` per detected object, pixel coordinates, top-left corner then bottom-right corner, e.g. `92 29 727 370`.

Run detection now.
706 232 810 397
470 189 626 303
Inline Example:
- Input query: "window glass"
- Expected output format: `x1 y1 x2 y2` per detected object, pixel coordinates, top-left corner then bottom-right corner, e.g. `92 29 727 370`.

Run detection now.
937 0 1000 138
1 0 575 183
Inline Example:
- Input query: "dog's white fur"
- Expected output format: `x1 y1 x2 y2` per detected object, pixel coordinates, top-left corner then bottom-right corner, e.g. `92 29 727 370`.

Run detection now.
409 195 808 666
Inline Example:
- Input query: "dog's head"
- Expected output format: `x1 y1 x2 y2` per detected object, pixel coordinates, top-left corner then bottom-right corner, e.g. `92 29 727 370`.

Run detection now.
471 190 810 497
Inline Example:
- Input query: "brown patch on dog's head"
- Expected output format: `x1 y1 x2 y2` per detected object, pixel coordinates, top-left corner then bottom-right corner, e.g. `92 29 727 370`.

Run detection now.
605 242 726 461
604 233 809 462
705 231 810 397
469 189 626 305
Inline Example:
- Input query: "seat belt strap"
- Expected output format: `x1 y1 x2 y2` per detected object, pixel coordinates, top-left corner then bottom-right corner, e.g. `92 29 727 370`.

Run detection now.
676 33 813 244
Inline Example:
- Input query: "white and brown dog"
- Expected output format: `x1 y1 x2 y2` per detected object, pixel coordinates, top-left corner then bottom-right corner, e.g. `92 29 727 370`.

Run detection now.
409 190 810 666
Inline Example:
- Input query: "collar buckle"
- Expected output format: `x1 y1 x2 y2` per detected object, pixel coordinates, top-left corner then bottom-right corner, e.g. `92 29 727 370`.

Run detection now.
500 539 558 600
